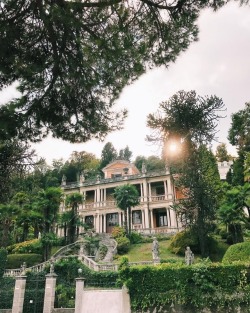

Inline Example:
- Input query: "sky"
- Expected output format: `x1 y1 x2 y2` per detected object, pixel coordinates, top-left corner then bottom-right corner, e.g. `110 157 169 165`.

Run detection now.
1 2 250 164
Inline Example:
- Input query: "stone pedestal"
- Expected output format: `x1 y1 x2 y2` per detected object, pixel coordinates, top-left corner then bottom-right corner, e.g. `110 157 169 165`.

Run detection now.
75 278 85 313
43 273 58 313
12 275 27 313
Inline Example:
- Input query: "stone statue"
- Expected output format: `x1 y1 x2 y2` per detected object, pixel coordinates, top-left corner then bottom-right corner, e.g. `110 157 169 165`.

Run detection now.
185 246 194 265
61 174 66 186
79 172 85 183
21 262 26 275
50 260 55 274
152 237 159 260
141 162 147 174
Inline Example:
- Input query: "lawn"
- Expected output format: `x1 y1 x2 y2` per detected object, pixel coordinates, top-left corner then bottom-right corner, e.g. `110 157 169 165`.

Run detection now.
115 238 183 262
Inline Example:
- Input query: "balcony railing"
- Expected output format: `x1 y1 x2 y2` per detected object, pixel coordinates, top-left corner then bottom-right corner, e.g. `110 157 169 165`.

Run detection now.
61 194 174 213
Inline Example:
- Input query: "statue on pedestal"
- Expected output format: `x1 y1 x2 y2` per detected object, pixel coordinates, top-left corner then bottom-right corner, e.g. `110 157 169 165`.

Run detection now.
185 246 194 265
152 237 160 260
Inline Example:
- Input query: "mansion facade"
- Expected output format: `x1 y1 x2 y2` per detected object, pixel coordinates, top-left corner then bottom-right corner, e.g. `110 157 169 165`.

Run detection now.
59 160 182 236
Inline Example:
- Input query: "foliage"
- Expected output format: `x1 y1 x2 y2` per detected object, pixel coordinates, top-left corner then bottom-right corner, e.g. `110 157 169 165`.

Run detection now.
0 203 20 247
62 151 100 182
0 0 234 143
0 248 7 278
129 231 143 244
148 90 224 257
119 262 250 312
98 244 108 261
111 226 126 239
114 184 139 236
118 145 133 162
0 277 15 309
54 257 119 307
217 184 250 244
228 102 250 186
7 239 42 254
0 139 36 203
222 242 250 263
134 155 165 172
215 143 232 162
65 192 84 244
169 230 200 255
116 236 131 255
6 253 43 269
99 142 118 170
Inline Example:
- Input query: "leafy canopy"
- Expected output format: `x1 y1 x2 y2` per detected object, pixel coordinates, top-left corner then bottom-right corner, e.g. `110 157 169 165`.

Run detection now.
0 0 235 142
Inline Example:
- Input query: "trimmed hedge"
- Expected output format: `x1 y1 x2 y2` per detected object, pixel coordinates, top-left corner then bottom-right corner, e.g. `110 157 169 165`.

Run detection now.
222 241 250 263
7 253 43 269
119 261 250 312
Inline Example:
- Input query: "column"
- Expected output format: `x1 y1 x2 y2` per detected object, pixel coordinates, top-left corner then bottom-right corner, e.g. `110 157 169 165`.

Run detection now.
144 207 149 229
99 214 103 233
141 210 145 229
103 214 106 233
43 273 57 313
143 180 148 202
140 183 143 201
150 209 154 229
95 213 100 233
169 208 177 228
118 212 122 226
148 183 152 201
164 180 167 200
12 275 27 313
75 277 85 313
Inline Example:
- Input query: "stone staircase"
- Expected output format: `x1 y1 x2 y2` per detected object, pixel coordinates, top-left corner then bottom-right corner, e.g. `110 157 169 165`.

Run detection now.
4 236 118 277
98 233 117 262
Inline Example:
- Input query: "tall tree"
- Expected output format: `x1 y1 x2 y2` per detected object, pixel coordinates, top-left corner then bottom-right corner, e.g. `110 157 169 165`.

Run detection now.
100 142 118 169
65 193 84 244
147 90 224 257
114 184 139 236
0 0 239 142
228 102 250 185
118 146 133 161
215 143 232 162
0 139 35 203
36 187 63 259
0 204 20 247
217 184 250 244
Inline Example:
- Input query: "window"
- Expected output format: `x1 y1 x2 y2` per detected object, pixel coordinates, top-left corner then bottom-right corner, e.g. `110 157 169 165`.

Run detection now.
111 173 122 178
132 210 142 224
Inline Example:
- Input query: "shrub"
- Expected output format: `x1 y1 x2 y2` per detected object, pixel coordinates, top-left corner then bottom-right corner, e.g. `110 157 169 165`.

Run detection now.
169 230 199 255
0 248 8 277
111 226 126 239
7 239 42 254
130 232 143 244
116 236 130 254
222 241 250 263
98 244 108 260
7 254 43 269
169 230 219 256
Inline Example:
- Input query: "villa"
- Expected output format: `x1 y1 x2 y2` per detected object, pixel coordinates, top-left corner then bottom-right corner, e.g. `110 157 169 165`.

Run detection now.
59 160 181 236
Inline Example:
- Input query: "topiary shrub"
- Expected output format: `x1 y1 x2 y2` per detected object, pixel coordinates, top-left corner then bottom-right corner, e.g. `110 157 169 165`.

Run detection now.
7 253 43 269
116 236 130 255
222 241 250 263
169 230 199 255
7 239 42 254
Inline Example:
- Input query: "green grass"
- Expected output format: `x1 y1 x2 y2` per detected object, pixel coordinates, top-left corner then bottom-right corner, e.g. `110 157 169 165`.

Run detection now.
115 239 183 262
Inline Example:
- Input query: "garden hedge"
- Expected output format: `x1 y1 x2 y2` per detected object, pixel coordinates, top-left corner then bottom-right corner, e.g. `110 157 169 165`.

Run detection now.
119 260 250 312
222 241 250 263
